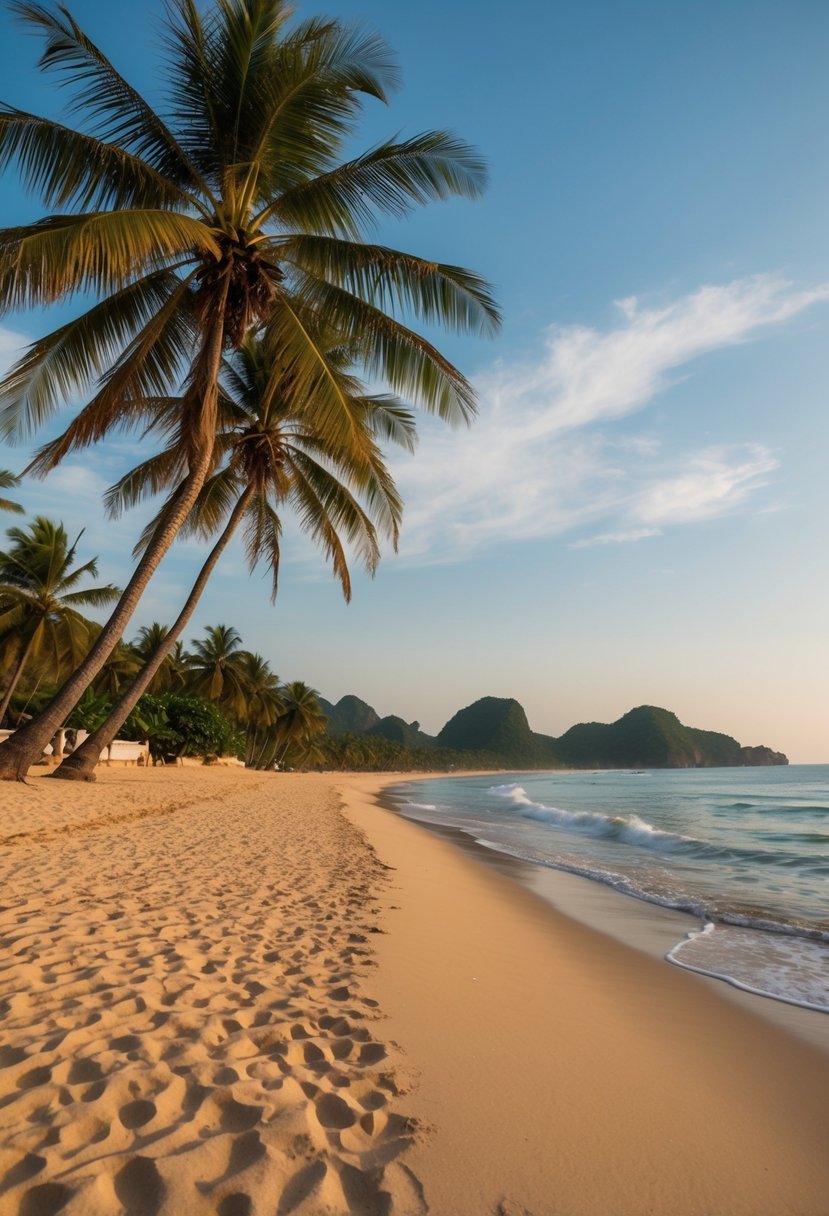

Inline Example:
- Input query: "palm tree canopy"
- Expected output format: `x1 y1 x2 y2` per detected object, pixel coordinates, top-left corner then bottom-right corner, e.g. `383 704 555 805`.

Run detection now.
0 0 498 779
0 514 120 680
236 650 284 729
0 0 500 475
107 326 415 603
185 623 250 720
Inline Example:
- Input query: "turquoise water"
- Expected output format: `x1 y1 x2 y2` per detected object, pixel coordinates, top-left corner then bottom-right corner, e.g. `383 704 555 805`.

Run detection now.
386 766 829 1012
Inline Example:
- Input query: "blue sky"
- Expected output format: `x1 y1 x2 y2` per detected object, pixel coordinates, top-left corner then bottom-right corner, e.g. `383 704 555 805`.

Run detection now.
1 0 828 760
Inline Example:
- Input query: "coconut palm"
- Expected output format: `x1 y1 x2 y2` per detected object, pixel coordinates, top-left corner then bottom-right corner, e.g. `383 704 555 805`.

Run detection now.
184 624 251 723
131 622 187 693
0 516 119 725
52 327 411 780
0 470 23 514
0 0 499 779
269 680 327 768
236 652 284 767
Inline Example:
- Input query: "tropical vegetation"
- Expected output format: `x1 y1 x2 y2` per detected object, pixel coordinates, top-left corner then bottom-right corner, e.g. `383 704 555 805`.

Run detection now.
51 322 412 780
0 516 119 726
0 0 498 780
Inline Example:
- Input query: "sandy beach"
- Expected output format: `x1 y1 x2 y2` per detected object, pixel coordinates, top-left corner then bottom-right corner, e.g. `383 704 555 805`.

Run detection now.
0 767 827 1216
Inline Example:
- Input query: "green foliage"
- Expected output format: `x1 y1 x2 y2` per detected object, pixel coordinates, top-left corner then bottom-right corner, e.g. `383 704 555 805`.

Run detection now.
66 687 111 732
0 515 120 723
315 732 499 773
120 692 241 761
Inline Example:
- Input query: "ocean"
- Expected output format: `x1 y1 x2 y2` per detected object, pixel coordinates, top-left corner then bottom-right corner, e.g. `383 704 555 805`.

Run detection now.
386 765 829 1014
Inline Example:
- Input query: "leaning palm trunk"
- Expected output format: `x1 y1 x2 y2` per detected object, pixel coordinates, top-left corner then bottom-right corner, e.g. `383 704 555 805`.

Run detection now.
0 632 37 726
0 292 228 781
52 482 255 782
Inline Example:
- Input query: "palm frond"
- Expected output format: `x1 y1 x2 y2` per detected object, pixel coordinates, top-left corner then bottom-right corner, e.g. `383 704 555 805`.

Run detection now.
241 491 281 601
241 18 399 198
0 267 191 441
59 583 121 607
289 277 478 424
284 235 500 336
25 270 197 467
260 132 487 236
0 468 24 513
179 467 244 539
0 209 216 313
10 1 212 201
359 394 418 453
286 455 381 595
0 106 194 212
103 446 189 519
261 298 374 451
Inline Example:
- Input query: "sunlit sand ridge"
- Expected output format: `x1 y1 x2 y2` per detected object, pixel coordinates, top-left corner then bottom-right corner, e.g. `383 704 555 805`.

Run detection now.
0 768 424 1216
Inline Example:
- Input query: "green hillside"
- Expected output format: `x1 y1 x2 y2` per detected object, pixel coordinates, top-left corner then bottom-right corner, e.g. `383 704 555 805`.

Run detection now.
317 693 788 770
369 715 435 749
436 697 560 766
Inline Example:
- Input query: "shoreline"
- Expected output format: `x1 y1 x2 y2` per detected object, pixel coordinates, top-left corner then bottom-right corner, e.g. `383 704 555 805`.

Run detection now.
375 770 829 1055
1 766 827 1215
340 771 829 1215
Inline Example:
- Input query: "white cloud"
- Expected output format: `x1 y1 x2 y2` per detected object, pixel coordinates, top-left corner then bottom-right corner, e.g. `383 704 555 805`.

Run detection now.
388 275 826 563
631 445 778 527
571 528 661 550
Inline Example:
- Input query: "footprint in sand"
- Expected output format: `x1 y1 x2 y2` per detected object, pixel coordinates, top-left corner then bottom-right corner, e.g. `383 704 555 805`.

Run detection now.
18 1181 73 1216
119 1098 157 1130
114 1157 165 1216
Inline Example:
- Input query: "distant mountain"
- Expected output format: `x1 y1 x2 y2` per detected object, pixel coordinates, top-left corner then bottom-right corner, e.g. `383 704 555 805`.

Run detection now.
436 697 559 766
368 715 435 749
319 692 787 769
317 694 381 737
556 705 786 768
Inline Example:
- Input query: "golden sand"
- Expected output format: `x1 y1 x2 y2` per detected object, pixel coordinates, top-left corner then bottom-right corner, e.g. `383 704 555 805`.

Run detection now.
0 766 827 1215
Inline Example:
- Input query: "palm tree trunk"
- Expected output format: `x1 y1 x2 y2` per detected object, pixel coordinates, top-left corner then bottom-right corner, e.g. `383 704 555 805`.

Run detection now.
51 482 255 782
0 632 37 727
245 724 259 768
0 284 230 781
253 731 274 770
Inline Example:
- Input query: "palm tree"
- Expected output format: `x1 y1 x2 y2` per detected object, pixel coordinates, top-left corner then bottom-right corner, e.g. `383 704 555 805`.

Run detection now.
52 328 411 780
132 623 186 693
0 0 498 779
269 680 327 768
0 470 23 514
185 624 251 723
236 652 284 766
0 517 120 725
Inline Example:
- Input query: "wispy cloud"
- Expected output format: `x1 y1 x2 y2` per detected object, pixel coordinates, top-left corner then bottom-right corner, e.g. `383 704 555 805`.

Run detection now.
0 276 824 578
390 275 827 562
631 445 778 527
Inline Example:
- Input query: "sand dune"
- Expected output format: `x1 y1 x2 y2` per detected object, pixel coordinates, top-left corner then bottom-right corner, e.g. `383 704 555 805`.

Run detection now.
0 769 424 1216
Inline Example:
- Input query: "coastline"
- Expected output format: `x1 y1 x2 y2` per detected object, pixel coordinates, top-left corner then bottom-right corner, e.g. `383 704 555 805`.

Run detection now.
374 773 829 1057
340 771 829 1216
0 766 827 1215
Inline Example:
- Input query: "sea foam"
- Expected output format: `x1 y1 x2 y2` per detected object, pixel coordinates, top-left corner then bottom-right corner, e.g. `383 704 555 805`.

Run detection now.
668 922 829 1013
490 783 696 854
